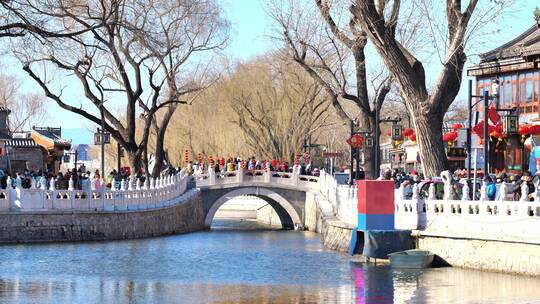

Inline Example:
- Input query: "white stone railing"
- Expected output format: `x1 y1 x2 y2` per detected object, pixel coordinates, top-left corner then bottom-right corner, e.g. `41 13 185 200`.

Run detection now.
0 170 192 212
194 168 320 191
318 171 357 226
395 175 540 243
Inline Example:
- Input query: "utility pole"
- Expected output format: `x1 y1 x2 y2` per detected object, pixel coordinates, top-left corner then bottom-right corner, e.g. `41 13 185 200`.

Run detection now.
100 108 105 179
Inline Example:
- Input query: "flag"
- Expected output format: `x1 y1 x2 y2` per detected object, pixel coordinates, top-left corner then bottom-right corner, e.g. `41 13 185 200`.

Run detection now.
488 104 500 125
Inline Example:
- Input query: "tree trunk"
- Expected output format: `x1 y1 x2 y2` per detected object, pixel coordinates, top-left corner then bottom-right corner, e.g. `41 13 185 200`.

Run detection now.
413 112 448 178
151 133 166 177
126 150 142 176
151 105 178 177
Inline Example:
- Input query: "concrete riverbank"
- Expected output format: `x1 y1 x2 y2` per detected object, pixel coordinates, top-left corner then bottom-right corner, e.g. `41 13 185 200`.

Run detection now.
0 189 205 243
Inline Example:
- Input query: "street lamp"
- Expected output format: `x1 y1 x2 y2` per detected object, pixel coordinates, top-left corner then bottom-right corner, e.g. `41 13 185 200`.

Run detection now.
94 126 110 177
379 116 402 171
63 149 79 171
467 78 516 188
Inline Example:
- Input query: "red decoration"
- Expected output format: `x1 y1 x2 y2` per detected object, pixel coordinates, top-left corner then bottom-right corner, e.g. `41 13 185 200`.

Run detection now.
409 134 416 141
487 104 501 124
473 120 496 138
531 125 540 135
519 124 532 135
184 149 189 166
386 129 392 136
197 153 203 164
209 156 214 168
346 134 364 148
442 131 458 142
402 128 414 137
451 123 464 130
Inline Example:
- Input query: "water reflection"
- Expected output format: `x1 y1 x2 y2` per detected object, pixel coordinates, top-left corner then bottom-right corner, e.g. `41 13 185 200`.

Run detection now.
0 224 539 303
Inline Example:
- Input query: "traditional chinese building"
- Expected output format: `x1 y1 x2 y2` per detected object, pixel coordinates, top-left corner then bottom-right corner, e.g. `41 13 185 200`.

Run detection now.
0 107 71 175
467 22 540 174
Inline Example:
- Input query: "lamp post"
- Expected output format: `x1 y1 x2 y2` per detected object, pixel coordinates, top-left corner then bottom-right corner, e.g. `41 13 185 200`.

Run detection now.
94 123 110 178
379 116 402 172
467 79 505 188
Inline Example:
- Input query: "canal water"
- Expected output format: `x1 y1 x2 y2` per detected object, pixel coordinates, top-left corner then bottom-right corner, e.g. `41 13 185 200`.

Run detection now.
0 220 539 304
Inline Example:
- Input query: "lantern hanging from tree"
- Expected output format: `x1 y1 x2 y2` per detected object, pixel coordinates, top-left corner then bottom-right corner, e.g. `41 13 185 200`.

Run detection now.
184 149 189 167
197 153 203 165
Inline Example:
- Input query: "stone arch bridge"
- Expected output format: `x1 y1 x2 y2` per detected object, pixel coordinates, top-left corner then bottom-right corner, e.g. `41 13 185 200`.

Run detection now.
195 169 320 229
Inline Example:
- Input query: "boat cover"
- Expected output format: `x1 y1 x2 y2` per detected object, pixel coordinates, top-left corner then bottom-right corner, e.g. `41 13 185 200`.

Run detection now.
363 230 414 259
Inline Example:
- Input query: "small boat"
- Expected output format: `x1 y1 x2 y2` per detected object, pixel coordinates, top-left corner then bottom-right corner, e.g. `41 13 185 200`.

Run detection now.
388 249 434 269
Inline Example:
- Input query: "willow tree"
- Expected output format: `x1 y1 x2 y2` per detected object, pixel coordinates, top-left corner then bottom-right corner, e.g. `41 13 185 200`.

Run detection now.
350 0 513 177
223 56 333 161
1 0 228 176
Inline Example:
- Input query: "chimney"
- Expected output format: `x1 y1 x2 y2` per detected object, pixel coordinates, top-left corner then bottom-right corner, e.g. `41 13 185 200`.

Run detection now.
0 107 11 135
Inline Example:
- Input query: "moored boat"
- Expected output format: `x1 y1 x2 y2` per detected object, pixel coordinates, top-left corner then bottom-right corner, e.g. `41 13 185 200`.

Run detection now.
388 249 434 269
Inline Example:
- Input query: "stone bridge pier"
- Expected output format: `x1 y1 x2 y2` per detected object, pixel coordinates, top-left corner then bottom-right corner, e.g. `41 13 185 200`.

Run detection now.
200 186 307 229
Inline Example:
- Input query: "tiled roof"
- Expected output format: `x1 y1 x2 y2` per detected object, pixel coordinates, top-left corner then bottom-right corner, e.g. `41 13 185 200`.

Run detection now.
4 139 39 148
480 24 540 62
32 127 71 148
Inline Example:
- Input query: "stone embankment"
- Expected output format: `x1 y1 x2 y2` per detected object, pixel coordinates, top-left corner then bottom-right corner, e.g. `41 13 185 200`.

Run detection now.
0 189 205 243
304 192 354 252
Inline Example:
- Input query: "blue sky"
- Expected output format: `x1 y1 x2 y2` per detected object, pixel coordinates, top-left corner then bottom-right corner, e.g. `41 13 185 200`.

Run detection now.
7 0 540 143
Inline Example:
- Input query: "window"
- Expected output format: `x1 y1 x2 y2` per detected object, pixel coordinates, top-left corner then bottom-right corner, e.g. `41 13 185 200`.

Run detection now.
526 80 533 104
504 78 511 107
513 75 518 105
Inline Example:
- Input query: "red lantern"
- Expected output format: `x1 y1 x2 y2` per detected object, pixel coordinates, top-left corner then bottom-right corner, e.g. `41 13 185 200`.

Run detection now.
294 155 299 166
197 153 203 164
409 133 416 141
442 131 458 142
451 123 464 131
264 160 268 172
271 159 278 168
184 149 189 166
241 160 246 170
519 124 531 135
531 125 540 135
386 129 392 137
402 128 414 137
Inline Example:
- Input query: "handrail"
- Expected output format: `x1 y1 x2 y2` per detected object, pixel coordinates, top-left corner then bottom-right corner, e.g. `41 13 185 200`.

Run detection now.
1 170 192 212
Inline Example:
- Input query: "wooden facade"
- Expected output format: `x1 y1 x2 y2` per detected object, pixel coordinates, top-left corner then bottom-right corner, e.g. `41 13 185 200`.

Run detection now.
467 23 540 174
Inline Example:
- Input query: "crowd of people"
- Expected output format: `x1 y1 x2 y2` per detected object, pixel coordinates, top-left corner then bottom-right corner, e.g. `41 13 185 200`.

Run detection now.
377 168 538 201
0 167 158 191
186 156 321 177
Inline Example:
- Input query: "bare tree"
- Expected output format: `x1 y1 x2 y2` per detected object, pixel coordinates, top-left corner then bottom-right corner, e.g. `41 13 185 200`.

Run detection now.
1 0 228 176
268 0 425 178
226 56 333 161
350 0 514 177
0 73 46 131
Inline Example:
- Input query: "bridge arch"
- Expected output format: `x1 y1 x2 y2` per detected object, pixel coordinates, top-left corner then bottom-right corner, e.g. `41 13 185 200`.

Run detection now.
204 187 302 229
